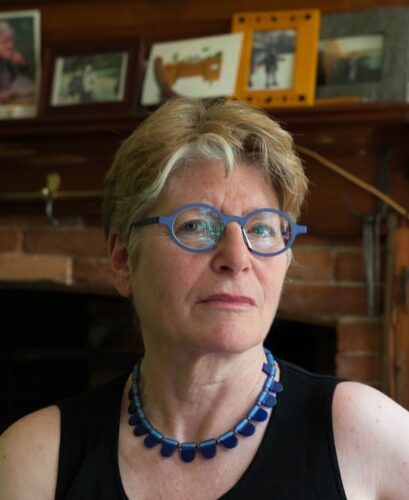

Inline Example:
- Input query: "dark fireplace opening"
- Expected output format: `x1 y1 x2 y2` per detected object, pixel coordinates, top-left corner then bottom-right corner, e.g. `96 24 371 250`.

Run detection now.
0 289 336 433
266 318 336 376
0 288 139 433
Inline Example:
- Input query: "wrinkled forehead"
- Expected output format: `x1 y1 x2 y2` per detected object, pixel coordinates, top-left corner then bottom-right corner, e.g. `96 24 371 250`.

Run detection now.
151 161 280 216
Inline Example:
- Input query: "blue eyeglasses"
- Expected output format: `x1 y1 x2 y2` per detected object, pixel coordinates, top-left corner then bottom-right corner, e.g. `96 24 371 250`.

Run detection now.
131 203 307 257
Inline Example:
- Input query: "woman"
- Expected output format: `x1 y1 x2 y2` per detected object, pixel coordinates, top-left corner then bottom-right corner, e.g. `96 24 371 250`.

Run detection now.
1 98 408 499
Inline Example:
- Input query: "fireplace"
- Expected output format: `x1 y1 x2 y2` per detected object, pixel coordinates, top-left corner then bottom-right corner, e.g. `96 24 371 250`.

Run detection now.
266 318 336 376
0 288 140 432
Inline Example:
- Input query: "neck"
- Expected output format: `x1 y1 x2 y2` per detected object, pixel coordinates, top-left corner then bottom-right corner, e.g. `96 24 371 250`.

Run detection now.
138 344 271 443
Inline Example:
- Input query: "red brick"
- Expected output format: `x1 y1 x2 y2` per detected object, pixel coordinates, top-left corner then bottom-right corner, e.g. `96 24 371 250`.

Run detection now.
0 254 72 284
0 215 44 226
0 228 23 251
280 282 367 316
73 257 115 291
334 250 365 281
289 248 334 280
337 318 382 352
336 353 382 381
24 226 106 257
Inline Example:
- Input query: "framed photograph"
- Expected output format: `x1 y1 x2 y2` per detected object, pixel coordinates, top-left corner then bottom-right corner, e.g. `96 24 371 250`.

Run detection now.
0 10 40 119
141 33 243 106
40 38 144 118
231 9 320 108
317 7 409 102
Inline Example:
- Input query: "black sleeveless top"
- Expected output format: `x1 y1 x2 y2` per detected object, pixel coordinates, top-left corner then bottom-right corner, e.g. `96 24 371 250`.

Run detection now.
55 360 347 499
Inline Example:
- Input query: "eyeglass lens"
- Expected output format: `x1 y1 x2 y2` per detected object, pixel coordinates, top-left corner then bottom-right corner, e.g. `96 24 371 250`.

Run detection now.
172 206 291 254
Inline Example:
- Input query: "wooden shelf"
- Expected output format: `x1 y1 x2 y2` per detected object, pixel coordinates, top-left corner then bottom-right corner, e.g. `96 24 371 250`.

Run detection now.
1 102 409 138
271 102 409 128
0 111 148 138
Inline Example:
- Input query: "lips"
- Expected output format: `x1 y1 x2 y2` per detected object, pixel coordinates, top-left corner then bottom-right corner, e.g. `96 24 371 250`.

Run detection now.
200 294 255 306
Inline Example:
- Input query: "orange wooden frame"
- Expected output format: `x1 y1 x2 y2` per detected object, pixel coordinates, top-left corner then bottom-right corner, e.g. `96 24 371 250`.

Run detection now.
231 9 321 108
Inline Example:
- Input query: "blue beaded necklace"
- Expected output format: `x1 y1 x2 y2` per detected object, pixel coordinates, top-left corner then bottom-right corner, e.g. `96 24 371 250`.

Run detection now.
127 347 283 463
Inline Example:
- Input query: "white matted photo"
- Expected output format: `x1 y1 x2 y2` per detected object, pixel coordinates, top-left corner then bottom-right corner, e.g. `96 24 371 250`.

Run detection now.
249 30 296 90
141 33 243 106
51 51 128 106
0 10 40 119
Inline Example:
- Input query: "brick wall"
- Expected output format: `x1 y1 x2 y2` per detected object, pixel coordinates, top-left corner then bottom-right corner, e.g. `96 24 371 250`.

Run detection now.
0 221 383 386
0 223 112 292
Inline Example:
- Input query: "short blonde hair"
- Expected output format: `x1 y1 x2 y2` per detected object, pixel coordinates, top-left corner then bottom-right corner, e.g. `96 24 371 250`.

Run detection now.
103 97 308 260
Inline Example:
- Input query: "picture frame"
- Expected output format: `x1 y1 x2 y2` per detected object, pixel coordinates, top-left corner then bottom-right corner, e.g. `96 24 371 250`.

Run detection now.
231 9 321 108
317 7 409 102
141 33 243 107
0 9 41 120
40 38 144 118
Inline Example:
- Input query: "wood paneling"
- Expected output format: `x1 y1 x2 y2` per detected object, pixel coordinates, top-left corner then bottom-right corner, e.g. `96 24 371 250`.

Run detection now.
385 219 409 408
3 0 409 43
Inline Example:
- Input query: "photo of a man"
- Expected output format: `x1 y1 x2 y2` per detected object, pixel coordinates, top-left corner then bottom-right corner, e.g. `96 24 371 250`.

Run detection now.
51 52 127 106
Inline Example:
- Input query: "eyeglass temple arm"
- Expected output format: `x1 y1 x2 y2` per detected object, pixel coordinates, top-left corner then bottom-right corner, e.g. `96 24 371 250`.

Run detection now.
131 216 160 229
296 224 308 235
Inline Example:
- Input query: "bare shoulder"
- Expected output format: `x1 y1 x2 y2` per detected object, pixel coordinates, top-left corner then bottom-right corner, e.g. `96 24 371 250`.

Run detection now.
0 405 60 500
333 381 409 499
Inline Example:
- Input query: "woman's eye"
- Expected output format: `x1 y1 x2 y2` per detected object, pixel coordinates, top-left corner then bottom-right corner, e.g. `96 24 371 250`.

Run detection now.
248 224 274 237
183 221 200 232
176 220 209 235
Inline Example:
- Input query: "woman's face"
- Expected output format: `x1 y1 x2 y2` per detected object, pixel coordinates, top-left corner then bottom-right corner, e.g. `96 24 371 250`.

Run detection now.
131 162 288 356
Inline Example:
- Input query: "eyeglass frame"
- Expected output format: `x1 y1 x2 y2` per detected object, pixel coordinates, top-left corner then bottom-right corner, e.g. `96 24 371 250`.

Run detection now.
131 202 307 257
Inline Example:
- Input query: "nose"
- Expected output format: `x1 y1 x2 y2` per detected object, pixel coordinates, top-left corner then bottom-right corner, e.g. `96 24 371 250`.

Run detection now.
210 222 252 275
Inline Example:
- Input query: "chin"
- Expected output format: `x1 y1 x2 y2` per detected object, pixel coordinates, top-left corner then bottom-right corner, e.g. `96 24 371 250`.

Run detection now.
193 325 266 356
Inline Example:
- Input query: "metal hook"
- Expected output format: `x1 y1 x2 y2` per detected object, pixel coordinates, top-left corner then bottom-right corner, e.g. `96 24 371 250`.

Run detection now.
41 173 61 226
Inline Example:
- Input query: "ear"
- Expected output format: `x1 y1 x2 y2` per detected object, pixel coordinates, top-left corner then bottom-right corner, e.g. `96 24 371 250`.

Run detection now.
108 231 132 297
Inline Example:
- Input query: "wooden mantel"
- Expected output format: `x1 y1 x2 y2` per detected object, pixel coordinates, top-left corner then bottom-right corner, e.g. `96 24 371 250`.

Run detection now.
1 101 409 137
